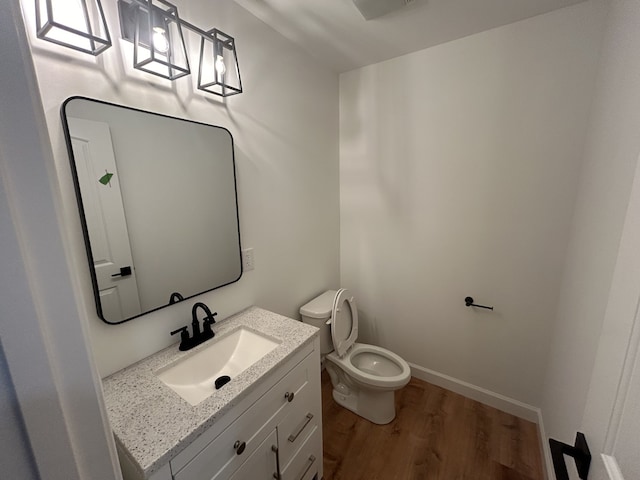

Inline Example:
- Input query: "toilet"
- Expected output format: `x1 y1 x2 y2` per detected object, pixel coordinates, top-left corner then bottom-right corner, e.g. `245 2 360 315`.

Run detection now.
300 289 411 424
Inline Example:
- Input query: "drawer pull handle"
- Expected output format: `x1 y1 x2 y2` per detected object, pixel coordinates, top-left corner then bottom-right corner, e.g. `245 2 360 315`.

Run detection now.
288 413 314 443
234 440 246 455
285 391 295 402
297 454 316 480
271 445 281 479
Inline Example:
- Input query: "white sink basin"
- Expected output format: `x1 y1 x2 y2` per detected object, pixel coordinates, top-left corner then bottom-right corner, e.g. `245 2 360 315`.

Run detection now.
156 327 280 406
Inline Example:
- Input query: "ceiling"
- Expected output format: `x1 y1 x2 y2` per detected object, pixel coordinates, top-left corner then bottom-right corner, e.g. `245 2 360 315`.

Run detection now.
233 0 588 73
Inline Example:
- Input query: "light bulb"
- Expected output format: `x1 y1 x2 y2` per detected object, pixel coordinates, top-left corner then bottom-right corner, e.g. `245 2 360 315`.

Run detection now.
152 27 169 54
215 55 226 75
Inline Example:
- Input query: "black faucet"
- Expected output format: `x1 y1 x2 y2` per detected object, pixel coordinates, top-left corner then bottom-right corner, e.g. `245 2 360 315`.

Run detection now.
170 302 218 351
192 302 217 338
168 292 184 305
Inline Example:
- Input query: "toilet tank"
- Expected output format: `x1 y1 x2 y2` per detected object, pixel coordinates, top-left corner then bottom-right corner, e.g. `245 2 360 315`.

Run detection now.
299 290 336 355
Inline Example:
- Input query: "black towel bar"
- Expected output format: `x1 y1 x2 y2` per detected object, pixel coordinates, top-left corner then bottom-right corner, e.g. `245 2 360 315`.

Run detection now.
464 296 493 310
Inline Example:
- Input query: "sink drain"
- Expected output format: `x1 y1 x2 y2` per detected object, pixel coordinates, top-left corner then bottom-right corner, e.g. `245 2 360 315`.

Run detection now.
215 375 231 390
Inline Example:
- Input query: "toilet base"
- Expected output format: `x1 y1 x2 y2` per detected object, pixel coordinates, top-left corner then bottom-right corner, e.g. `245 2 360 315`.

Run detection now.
331 386 396 425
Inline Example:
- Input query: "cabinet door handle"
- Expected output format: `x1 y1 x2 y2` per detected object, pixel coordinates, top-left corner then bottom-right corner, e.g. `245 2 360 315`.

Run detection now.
285 391 295 402
271 445 281 479
233 440 246 455
296 455 316 480
288 413 314 443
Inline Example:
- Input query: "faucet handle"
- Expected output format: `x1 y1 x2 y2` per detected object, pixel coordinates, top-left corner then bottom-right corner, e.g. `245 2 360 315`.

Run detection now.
170 325 188 336
204 311 218 326
170 326 191 350
202 311 218 335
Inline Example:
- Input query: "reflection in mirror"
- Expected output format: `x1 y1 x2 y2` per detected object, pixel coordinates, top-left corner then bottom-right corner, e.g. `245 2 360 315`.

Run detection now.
62 97 242 324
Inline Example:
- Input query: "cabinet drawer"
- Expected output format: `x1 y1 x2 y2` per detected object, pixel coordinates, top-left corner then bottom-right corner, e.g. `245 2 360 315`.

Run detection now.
276 386 319 468
173 352 316 480
280 427 321 480
173 411 264 480
272 351 316 426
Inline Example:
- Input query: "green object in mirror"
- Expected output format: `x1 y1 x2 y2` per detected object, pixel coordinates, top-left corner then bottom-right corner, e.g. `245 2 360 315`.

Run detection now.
99 171 114 186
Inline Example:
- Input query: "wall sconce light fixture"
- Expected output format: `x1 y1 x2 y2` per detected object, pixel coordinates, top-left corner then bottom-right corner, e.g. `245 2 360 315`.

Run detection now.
118 0 242 96
33 0 243 97
120 0 190 80
198 29 243 97
35 0 112 55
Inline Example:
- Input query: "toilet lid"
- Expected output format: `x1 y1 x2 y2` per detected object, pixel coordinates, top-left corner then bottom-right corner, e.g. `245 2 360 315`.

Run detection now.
331 288 358 358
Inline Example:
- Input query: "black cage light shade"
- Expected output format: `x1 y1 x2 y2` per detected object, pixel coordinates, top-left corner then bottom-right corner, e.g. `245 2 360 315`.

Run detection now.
131 0 190 80
35 0 112 55
198 29 242 97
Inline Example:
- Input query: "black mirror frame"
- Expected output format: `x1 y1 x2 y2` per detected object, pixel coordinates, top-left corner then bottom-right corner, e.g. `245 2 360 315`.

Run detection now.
61 96 243 325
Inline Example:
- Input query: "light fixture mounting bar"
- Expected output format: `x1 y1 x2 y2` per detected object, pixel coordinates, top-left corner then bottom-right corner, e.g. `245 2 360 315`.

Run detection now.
118 0 216 44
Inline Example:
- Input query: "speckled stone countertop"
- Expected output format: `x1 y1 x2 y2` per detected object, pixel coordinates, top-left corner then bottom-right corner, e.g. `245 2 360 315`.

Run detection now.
102 307 318 479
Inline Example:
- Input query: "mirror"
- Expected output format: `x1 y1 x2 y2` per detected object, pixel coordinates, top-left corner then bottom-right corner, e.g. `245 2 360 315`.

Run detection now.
62 97 242 324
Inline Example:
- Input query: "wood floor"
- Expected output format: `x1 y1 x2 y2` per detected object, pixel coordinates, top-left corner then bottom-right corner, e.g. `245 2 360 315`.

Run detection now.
321 371 544 480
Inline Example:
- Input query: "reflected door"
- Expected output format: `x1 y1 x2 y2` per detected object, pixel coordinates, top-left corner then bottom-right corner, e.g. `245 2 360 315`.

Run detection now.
68 117 142 321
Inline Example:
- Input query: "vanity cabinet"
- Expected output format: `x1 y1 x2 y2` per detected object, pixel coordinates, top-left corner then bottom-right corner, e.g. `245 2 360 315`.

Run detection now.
125 338 323 480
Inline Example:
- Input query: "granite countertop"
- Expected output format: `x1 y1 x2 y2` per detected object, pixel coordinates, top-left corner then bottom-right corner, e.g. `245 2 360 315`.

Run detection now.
102 306 318 478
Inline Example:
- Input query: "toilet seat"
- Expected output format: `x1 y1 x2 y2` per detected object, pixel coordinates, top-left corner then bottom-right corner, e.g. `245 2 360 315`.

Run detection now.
327 343 411 389
331 289 359 357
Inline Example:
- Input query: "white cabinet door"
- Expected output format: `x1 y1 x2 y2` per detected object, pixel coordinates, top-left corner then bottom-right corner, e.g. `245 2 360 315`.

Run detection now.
229 430 278 480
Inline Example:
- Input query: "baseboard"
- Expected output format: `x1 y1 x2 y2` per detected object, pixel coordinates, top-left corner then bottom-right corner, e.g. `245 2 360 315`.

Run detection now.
408 362 539 422
602 455 625 480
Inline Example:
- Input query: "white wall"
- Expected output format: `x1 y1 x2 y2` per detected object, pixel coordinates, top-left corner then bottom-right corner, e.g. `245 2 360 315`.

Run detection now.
1 1 121 477
0 344 39 480
541 0 640 447
340 0 606 406
21 0 339 377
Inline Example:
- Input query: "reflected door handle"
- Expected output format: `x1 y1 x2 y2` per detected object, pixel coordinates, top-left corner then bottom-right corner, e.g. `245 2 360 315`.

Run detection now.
111 266 132 277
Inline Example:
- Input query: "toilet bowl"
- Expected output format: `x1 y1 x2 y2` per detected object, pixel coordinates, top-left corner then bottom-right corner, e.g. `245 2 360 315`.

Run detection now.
300 289 411 424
